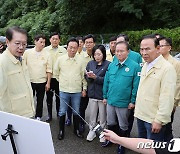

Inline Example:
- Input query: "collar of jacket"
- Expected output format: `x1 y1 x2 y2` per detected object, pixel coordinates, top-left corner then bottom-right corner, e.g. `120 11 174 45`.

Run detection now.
84 51 92 58
6 49 20 64
64 54 77 61
144 55 163 70
166 54 175 64
115 56 131 67
49 45 60 50
110 49 115 57
94 60 107 66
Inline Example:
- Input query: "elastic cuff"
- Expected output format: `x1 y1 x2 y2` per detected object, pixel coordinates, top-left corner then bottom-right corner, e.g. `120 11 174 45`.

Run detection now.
83 88 87 91
154 118 162 124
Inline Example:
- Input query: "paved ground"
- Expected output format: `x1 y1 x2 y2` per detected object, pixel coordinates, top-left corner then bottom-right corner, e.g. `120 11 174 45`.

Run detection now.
41 99 180 154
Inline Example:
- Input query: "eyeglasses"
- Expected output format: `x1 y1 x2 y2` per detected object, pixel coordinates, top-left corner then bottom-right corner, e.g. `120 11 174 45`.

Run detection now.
159 45 170 47
85 41 94 44
14 42 27 48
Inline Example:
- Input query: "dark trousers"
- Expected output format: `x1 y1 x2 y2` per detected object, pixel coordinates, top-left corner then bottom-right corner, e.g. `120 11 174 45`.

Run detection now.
127 108 134 136
164 111 175 142
31 82 46 118
67 105 72 120
46 78 60 118
79 96 89 125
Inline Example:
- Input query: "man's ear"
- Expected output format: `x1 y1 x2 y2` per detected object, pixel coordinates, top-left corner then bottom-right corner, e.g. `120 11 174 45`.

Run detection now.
156 45 160 53
168 46 172 52
6 39 9 47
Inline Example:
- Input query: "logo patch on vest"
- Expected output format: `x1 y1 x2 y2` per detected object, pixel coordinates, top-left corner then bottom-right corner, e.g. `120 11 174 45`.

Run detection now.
125 67 130 72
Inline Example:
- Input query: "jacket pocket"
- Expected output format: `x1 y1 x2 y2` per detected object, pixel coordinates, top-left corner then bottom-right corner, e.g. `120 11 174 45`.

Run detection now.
108 72 116 83
75 79 81 88
120 73 134 86
11 94 33 116
149 73 161 81
144 96 159 115
59 78 68 88
7 69 25 92
8 69 21 75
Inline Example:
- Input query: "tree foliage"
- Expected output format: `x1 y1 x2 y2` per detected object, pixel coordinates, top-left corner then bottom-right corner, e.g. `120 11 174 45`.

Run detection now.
0 0 179 43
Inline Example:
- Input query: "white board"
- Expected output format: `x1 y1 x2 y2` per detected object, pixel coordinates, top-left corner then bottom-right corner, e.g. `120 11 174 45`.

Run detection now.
0 111 55 154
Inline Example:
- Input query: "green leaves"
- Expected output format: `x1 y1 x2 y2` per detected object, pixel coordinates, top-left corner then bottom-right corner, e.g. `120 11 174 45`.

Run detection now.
114 0 144 19
0 0 179 46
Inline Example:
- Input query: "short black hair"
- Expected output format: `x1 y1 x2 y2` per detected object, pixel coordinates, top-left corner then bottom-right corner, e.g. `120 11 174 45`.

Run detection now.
76 36 83 41
141 34 159 47
6 26 27 41
83 34 96 43
109 36 117 42
34 34 46 41
158 36 172 47
117 34 129 42
92 44 106 61
50 32 60 39
116 41 130 51
67 37 79 47
153 33 164 39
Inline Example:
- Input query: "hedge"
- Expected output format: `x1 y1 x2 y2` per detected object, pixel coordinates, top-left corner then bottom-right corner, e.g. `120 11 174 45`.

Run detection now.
1 25 179 52
98 27 180 53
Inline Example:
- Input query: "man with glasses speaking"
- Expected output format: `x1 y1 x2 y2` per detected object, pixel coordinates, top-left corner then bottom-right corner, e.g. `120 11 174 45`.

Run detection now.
0 26 35 118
